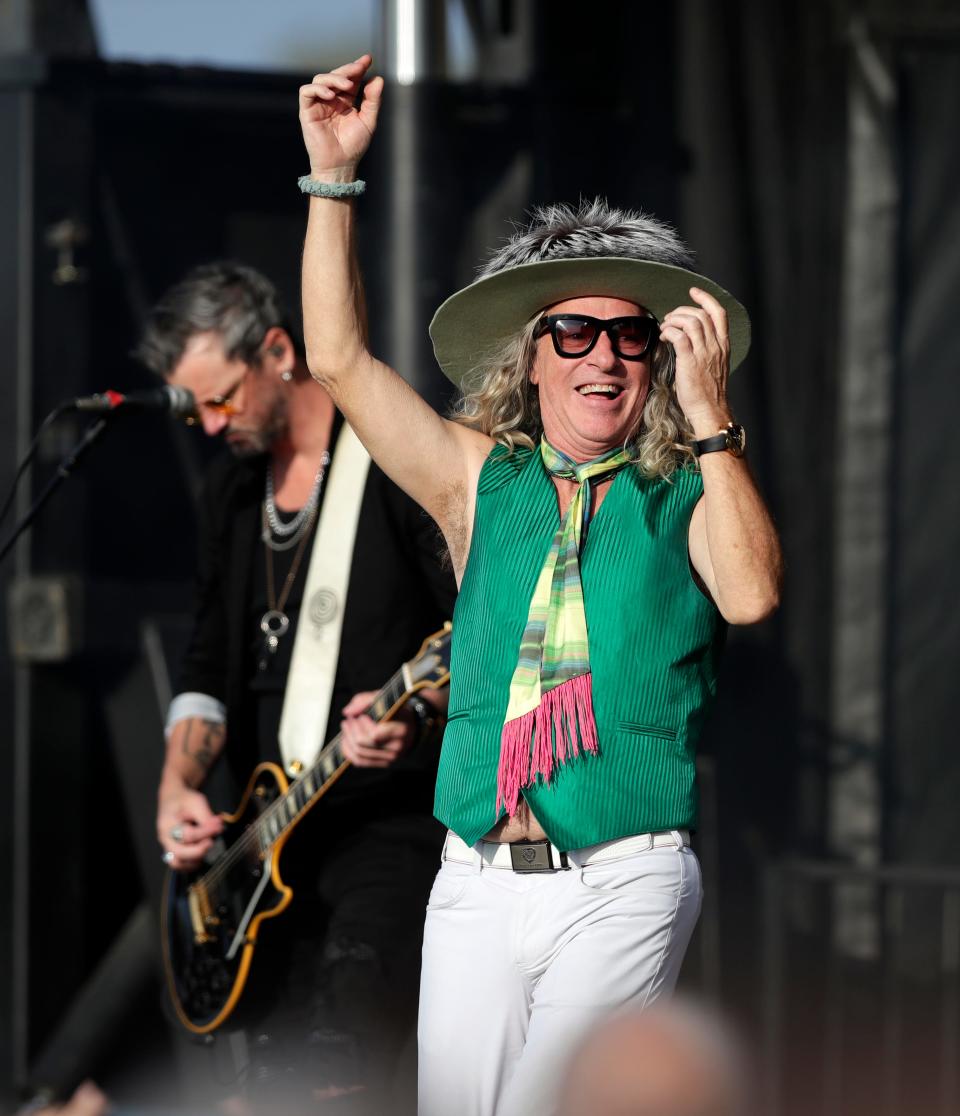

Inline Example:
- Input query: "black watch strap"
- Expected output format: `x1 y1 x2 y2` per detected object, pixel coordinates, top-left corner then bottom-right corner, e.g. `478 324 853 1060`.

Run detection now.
692 422 745 458
692 432 729 455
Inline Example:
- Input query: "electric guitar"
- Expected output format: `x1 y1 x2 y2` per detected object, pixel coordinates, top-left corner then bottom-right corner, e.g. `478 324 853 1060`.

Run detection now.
161 622 452 1035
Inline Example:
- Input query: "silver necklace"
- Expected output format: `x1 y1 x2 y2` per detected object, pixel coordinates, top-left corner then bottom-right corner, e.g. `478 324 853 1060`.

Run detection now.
262 452 330 552
258 505 316 667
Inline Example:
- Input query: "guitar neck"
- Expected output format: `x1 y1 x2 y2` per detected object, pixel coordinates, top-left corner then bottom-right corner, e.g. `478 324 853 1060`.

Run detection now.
255 665 409 848
192 623 450 899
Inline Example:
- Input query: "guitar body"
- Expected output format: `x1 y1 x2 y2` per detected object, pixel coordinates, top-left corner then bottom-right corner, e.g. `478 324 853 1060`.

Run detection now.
162 763 295 1034
161 623 452 1034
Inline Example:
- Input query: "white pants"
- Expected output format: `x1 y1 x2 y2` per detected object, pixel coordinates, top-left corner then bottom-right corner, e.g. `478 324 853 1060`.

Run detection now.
417 831 702 1116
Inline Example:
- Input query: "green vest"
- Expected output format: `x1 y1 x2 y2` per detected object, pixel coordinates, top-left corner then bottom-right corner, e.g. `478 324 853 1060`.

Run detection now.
435 444 724 849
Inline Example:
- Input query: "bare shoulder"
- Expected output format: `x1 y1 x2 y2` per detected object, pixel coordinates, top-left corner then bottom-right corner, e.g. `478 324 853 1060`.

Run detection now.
457 424 498 479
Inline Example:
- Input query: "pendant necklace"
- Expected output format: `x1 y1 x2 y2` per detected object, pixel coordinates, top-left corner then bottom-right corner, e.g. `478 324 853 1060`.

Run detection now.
258 455 329 669
258 504 315 670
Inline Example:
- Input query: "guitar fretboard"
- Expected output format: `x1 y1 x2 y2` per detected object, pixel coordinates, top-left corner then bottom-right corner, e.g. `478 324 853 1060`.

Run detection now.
193 627 449 896
255 667 407 847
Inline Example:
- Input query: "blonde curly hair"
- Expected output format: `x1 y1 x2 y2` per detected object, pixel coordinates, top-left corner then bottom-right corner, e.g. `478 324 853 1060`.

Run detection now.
449 199 699 478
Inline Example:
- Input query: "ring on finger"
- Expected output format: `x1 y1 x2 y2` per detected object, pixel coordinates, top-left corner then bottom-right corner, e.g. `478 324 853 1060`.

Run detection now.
170 824 185 843
162 850 175 866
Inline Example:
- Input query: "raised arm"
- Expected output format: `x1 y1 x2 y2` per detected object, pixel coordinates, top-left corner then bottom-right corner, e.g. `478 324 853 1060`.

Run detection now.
298 56 491 561
662 287 783 624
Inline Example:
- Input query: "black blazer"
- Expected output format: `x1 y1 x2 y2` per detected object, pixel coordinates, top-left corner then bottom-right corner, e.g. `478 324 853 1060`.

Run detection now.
177 431 457 813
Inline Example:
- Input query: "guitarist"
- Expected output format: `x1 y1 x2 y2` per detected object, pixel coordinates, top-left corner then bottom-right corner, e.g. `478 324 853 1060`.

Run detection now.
139 262 455 1114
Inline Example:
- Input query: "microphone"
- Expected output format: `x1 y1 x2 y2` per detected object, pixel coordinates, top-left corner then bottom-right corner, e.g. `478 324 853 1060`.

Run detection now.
70 385 196 418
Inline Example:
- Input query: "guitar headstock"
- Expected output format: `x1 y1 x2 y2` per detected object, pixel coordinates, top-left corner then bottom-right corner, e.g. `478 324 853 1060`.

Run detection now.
406 622 452 691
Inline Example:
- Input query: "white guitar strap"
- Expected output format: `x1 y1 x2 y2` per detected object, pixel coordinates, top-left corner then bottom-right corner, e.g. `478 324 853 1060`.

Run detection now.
278 423 370 774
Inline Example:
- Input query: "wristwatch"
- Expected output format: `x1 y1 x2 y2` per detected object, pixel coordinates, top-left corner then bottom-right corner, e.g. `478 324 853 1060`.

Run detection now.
691 422 746 458
405 694 442 746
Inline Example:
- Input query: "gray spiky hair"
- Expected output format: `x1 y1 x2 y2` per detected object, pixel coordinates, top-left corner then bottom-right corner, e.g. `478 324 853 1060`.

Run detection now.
477 199 695 280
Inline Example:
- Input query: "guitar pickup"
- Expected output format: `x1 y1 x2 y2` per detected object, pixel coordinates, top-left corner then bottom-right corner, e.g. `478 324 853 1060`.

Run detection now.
188 885 216 944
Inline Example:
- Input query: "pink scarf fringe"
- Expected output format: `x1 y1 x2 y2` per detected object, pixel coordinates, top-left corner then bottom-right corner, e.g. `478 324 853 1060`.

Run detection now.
496 673 599 817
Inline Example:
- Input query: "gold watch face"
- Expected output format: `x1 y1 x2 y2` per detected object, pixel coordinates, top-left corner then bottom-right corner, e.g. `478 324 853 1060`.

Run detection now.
725 423 746 457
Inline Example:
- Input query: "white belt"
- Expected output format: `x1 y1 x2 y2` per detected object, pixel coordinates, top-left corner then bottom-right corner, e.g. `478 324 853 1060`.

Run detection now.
442 828 690 872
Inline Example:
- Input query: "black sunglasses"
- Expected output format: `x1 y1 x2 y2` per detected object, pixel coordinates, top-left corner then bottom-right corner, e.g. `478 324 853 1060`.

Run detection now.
533 313 660 361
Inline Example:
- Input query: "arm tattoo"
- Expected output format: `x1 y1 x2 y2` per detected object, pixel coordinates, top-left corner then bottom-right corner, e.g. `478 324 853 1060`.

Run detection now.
181 718 225 774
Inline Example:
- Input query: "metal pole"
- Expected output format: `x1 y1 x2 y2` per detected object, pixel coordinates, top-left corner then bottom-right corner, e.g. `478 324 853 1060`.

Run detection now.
760 862 784 1116
3 4 97 1096
373 1 449 399
12 81 35 1099
828 17 899 962
380 0 446 86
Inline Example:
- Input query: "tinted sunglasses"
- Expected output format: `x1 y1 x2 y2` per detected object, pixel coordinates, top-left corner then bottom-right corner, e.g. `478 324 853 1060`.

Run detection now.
198 368 249 417
533 313 660 361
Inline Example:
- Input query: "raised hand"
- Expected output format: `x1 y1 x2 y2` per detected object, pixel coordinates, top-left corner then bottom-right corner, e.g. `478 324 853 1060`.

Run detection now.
659 287 733 434
298 54 383 180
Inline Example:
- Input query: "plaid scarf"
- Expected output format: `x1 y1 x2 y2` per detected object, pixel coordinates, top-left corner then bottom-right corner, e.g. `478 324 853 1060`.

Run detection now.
496 438 633 816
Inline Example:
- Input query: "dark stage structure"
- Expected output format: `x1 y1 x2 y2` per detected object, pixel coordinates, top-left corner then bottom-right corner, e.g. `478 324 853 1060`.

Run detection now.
1 1 958 1113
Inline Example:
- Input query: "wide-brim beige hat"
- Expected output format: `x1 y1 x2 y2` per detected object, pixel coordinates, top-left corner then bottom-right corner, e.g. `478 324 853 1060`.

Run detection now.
429 257 751 387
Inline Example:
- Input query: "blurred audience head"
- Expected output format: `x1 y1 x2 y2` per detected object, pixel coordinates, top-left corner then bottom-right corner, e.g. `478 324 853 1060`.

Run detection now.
17 1080 108 1116
557 997 750 1116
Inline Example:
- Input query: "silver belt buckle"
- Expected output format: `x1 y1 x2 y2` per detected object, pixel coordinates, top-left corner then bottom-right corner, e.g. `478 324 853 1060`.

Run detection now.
509 839 562 873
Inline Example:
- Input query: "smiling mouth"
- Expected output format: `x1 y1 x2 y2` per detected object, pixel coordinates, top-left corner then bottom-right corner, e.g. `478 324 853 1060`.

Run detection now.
576 383 624 398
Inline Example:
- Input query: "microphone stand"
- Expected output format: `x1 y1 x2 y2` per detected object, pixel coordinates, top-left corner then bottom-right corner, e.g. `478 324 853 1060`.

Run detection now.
0 417 109 566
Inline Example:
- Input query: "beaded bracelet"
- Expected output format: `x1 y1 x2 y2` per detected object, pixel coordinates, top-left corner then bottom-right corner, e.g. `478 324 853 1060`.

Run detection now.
297 176 366 198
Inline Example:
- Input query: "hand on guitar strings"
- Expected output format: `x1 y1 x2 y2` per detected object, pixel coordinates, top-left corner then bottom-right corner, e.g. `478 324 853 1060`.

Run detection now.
340 689 418 768
157 784 224 870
